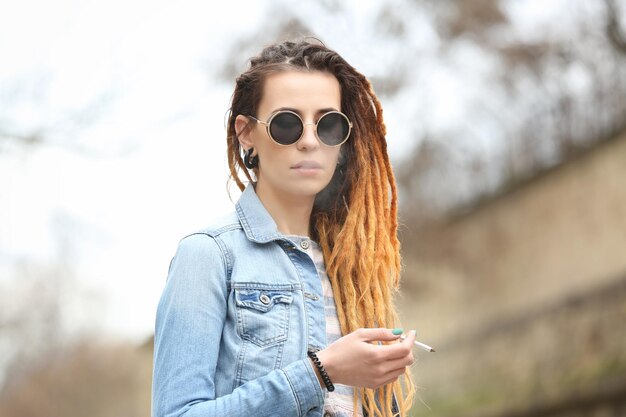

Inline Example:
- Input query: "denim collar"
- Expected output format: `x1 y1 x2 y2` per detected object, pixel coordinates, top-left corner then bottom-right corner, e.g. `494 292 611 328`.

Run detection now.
235 183 284 244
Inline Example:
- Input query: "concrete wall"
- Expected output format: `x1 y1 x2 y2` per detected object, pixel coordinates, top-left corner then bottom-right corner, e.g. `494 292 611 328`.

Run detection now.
399 132 626 416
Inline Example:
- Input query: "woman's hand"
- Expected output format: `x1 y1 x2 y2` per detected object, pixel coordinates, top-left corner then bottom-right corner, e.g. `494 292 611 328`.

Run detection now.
314 328 416 389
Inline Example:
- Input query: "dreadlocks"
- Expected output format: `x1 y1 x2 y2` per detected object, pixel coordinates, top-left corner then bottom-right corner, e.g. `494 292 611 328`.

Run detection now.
226 38 415 417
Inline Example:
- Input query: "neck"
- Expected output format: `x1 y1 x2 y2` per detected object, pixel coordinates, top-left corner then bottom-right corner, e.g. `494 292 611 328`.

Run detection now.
254 181 314 237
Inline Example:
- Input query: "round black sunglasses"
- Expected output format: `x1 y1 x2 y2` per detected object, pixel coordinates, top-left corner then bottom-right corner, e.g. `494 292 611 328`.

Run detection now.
246 110 352 147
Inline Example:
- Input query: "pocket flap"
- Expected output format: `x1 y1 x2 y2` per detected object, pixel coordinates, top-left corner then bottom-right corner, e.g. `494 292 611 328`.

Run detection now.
235 288 294 313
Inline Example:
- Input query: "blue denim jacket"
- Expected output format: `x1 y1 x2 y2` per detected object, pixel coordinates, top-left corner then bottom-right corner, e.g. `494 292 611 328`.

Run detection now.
152 183 329 417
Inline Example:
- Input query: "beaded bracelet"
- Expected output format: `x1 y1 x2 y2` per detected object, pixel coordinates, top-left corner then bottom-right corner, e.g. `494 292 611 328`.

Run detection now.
307 350 335 392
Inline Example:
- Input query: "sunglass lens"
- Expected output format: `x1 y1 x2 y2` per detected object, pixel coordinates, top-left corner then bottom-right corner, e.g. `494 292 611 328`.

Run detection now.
270 112 303 145
318 112 350 146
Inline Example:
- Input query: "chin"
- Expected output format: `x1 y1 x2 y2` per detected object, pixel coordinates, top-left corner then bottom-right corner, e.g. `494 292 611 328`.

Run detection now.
285 180 330 198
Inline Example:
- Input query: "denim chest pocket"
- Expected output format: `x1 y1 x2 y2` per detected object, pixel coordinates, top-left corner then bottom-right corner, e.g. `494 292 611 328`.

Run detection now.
234 287 294 347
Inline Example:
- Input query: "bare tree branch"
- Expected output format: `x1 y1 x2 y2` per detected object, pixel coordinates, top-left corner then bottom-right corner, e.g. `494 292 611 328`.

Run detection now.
606 0 626 53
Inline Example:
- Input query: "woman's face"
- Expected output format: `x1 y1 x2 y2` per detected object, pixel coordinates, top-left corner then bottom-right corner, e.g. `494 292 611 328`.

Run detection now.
237 70 343 203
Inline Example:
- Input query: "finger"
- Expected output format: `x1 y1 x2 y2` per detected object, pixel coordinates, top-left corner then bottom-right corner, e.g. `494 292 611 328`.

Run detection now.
377 373 402 388
381 358 414 381
397 329 417 349
356 328 403 342
376 332 416 359
366 373 400 390
403 329 417 344
371 350 414 376
384 353 415 371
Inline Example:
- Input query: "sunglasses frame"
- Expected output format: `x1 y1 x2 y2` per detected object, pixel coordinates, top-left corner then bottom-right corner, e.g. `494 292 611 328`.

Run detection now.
246 110 352 147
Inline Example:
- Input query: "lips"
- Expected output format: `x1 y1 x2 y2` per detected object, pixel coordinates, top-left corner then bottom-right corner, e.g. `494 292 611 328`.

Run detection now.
291 161 322 169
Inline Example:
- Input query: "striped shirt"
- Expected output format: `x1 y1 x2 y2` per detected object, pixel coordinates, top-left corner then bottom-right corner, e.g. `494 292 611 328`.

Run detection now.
288 235 364 417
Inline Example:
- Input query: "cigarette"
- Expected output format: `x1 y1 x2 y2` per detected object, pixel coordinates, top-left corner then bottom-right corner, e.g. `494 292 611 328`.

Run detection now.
400 334 436 352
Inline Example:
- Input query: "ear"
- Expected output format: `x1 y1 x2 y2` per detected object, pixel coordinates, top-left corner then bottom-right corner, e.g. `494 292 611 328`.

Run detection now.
235 114 255 150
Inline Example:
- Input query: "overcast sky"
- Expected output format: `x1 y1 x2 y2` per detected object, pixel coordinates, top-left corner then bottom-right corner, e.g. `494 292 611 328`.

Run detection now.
0 0 393 341
0 0 602 343
1 0 267 341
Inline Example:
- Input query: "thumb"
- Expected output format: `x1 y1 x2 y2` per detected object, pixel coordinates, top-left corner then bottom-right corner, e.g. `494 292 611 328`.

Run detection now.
357 328 403 342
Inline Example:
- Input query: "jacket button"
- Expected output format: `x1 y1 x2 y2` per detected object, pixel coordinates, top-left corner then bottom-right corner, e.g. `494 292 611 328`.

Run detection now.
259 294 270 305
300 240 310 249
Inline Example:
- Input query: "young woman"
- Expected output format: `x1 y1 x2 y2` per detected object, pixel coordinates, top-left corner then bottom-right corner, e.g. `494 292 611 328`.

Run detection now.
152 39 416 417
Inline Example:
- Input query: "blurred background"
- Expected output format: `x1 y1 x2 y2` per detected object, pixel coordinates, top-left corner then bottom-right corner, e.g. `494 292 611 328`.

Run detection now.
1 0 625 416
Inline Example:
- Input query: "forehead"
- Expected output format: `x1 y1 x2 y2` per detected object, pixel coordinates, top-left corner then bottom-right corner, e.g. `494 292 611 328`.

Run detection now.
258 70 342 117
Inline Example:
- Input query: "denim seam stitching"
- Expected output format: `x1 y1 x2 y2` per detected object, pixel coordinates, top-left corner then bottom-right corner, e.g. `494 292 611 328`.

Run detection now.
183 232 231 284
212 235 232 281
282 368 304 417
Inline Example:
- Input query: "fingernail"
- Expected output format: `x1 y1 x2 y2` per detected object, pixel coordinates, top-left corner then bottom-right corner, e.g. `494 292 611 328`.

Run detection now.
391 328 403 335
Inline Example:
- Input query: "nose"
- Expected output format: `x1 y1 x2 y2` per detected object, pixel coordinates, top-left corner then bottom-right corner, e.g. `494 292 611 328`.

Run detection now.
296 122 320 151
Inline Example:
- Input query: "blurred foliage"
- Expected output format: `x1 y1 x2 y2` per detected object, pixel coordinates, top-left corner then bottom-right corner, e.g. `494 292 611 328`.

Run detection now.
397 0 626 223
2 1 626 416
0 82 117 155
0 339 152 417
215 0 626 222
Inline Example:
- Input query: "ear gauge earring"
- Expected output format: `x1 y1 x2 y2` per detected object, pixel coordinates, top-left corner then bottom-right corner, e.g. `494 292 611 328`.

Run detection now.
243 148 259 169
